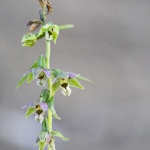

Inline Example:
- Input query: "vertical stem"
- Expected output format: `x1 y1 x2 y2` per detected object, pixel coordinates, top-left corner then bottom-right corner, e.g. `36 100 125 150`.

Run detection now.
43 2 53 149
45 33 53 136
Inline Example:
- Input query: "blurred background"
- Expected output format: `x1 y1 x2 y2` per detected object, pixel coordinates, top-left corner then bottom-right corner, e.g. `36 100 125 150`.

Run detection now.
0 0 150 150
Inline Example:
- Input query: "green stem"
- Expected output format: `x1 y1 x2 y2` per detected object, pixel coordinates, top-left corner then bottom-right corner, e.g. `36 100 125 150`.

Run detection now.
45 32 52 136
43 2 53 150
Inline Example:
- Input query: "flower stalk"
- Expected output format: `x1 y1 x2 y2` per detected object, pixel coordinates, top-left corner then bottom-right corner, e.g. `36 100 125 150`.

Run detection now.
45 33 53 137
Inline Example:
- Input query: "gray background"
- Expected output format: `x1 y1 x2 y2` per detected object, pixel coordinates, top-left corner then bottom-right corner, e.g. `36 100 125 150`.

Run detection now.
0 0 150 150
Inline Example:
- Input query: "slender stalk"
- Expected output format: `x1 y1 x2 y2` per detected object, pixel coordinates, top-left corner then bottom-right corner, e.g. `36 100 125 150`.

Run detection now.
45 33 53 150
45 36 52 126
43 1 53 149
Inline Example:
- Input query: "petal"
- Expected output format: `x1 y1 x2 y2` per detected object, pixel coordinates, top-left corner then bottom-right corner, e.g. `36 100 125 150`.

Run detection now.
43 69 51 78
67 72 79 78
32 67 43 79
32 99 40 107
23 69 33 77
40 102 49 111
21 101 32 109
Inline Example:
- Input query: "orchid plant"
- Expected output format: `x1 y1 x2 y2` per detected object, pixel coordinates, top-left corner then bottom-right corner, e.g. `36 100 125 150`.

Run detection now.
17 1 92 150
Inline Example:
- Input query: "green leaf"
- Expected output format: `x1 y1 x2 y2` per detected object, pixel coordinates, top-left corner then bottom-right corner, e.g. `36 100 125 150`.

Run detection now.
51 81 61 96
51 107 61 120
46 97 54 108
38 141 46 150
16 74 28 89
38 55 45 68
51 130 69 141
25 107 36 118
27 72 34 83
46 97 61 120
59 24 74 30
42 118 47 132
76 75 94 83
40 89 50 102
68 78 84 89
42 117 50 132
39 132 47 142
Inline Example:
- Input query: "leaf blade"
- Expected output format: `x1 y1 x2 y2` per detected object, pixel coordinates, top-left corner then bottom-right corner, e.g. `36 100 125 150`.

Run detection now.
51 130 69 141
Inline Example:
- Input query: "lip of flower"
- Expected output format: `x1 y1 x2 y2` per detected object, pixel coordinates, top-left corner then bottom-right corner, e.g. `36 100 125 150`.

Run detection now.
61 83 72 96
35 114 44 123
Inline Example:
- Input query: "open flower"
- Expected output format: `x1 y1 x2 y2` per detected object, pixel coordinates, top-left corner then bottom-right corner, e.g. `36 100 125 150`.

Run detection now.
35 114 44 123
36 132 52 146
22 99 49 123
25 67 51 87
45 133 51 144
35 102 49 123
52 69 79 96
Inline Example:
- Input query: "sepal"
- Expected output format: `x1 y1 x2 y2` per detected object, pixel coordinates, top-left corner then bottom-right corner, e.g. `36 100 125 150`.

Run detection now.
38 141 46 150
39 132 47 142
16 61 38 88
76 75 94 83
27 72 34 83
51 81 61 96
21 33 37 47
25 107 36 118
67 78 84 89
52 69 68 78
16 74 28 89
